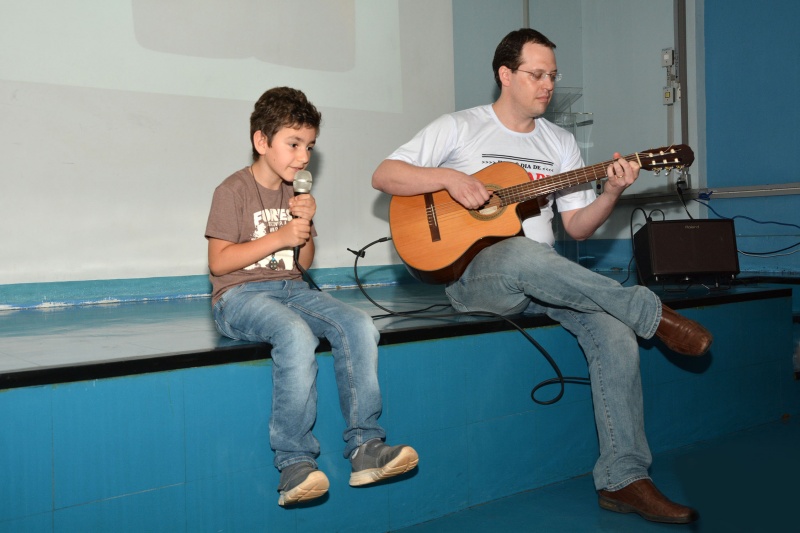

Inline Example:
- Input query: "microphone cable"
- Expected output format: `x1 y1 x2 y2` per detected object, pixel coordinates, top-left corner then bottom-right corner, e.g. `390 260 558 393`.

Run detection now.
675 171 694 219
347 236 591 405
296 252 321 291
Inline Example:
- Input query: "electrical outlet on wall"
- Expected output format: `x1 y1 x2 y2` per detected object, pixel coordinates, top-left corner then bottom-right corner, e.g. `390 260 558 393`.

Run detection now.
663 86 675 105
661 47 674 67
675 170 691 191
666 170 691 193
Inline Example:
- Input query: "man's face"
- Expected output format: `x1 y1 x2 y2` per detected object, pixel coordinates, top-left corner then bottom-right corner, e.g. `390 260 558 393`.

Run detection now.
505 42 558 118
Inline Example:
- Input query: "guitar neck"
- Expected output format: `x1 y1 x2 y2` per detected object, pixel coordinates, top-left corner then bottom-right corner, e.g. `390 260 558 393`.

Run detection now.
496 153 638 206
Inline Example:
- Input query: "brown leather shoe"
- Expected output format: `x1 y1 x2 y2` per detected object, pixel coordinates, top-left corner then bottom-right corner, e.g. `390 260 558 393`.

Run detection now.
598 479 698 524
655 304 712 356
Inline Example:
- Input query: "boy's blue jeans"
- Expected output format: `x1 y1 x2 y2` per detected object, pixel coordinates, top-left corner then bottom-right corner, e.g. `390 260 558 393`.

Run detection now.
445 237 663 491
213 280 385 471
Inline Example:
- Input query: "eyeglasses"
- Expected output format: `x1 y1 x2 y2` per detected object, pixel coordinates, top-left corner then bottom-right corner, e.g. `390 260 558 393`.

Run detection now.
514 68 562 83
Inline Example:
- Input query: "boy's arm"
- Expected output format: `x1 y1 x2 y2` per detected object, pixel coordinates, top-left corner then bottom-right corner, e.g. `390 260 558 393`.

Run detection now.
208 217 313 276
296 236 315 271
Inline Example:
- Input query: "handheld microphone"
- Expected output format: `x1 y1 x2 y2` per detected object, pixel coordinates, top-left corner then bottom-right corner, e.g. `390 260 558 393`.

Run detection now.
292 170 313 263
293 170 313 196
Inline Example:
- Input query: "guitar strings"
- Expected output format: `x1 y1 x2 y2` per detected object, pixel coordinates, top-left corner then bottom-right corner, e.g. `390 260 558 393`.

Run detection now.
392 151 687 231
392 154 638 231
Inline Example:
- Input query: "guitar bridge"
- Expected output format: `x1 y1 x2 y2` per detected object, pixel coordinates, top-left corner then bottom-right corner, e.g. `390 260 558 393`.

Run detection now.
424 193 441 242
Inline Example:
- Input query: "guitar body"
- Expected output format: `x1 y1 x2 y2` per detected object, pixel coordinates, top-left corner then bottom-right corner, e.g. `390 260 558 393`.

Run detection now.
389 162 541 284
388 145 694 285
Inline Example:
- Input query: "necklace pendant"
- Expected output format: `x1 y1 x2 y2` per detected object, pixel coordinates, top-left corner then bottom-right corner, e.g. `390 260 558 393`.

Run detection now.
268 257 278 270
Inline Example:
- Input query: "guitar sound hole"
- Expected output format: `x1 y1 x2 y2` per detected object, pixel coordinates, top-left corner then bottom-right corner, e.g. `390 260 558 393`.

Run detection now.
469 188 505 221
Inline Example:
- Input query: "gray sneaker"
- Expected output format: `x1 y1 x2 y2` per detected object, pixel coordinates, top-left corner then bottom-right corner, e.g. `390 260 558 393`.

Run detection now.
349 439 419 487
277 462 329 506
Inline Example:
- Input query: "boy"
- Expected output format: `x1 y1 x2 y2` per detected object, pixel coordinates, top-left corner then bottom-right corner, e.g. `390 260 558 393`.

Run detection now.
205 87 418 507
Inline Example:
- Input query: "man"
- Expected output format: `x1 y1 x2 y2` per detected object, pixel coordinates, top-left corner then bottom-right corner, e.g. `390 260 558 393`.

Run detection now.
372 28 710 524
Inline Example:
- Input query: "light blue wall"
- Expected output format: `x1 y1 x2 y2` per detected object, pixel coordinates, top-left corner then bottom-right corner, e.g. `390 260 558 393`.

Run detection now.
452 0 800 275
3 0 798 307
451 0 584 113
452 0 522 110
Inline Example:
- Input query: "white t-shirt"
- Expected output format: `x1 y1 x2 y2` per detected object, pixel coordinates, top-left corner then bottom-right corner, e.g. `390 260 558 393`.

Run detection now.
387 104 596 246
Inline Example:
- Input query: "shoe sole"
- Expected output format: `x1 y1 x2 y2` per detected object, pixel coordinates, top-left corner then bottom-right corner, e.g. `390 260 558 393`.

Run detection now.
598 494 694 524
349 446 419 487
278 471 330 506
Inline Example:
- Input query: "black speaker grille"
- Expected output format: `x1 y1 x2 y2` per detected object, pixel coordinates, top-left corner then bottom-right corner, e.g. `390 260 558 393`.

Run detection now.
634 219 739 284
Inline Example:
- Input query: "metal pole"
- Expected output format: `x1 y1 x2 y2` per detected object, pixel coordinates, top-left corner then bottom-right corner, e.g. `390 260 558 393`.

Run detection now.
523 0 529 28
675 0 689 143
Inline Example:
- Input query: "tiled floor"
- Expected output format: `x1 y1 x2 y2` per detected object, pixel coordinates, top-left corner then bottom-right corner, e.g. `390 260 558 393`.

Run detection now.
393 416 800 532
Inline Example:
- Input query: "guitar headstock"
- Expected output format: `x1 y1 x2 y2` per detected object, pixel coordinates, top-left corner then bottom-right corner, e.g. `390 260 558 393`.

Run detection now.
638 144 695 174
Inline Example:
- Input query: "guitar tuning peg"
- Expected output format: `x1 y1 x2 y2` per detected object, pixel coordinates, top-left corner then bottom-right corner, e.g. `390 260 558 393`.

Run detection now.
665 168 672 175
653 169 661 175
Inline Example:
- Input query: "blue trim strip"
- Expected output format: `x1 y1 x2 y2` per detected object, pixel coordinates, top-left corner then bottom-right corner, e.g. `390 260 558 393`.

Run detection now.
0 265 416 311
3 235 797 310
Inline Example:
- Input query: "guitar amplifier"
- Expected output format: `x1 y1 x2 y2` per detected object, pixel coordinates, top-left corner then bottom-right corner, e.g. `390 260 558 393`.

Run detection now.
633 219 739 285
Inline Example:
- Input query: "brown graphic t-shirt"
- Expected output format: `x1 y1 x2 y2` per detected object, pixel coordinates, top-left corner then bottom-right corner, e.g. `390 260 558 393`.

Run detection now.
205 168 316 305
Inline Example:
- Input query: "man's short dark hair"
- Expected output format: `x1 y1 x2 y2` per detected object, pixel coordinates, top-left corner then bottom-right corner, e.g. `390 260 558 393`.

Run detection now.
492 28 557 88
250 87 322 161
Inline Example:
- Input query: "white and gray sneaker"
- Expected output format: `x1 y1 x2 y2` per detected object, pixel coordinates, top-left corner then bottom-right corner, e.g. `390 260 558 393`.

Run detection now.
349 439 419 487
277 462 329 506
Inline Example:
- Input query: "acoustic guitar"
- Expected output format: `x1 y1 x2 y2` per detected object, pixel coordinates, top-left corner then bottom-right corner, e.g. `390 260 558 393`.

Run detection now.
389 144 694 284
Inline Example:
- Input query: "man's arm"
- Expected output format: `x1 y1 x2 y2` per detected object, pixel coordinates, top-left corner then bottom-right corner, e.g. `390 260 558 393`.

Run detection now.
372 159 492 210
561 152 640 240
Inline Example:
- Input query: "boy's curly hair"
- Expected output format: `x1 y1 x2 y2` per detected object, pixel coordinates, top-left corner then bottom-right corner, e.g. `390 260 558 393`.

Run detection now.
250 87 322 161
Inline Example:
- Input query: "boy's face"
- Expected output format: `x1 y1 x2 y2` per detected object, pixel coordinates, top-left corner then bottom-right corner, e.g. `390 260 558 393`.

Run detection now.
254 125 317 184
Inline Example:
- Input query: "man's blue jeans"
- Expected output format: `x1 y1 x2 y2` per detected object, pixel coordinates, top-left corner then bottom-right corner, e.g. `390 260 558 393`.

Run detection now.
213 280 385 470
445 237 663 491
